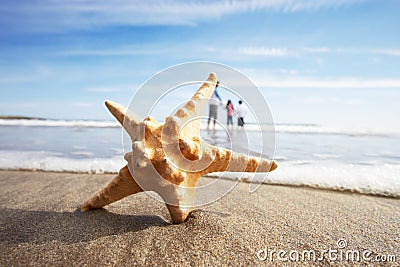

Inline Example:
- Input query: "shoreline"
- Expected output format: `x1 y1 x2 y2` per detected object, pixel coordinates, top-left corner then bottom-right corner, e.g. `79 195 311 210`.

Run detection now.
1 168 399 199
1 170 399 265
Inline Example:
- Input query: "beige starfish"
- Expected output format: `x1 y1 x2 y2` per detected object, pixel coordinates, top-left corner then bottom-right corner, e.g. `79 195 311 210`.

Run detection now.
81 73 277 223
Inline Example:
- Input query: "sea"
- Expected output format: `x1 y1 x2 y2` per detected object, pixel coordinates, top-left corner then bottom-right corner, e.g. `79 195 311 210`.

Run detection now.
1 118 399 197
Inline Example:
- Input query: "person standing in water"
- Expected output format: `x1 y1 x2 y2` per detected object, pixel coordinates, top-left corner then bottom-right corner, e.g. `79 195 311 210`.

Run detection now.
207 81 222 129
226 100 234 127
236 100 246 127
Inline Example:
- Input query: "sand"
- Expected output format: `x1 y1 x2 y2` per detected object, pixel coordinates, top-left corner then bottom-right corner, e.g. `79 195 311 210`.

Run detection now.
0 170 399 266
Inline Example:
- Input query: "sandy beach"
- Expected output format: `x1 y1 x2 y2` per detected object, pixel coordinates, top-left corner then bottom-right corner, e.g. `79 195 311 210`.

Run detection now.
0 170 399 266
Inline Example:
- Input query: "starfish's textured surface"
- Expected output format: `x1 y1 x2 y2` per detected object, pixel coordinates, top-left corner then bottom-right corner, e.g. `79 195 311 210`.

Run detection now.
81 73 277 223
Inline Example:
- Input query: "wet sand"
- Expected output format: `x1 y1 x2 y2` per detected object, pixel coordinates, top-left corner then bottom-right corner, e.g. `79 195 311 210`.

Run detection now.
0 170 399 266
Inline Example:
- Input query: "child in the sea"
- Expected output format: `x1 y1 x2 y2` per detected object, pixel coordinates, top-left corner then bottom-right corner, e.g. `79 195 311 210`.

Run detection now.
226 100 234 127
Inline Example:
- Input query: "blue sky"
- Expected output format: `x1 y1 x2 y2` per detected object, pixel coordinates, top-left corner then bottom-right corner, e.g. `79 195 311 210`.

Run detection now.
0 0 399 131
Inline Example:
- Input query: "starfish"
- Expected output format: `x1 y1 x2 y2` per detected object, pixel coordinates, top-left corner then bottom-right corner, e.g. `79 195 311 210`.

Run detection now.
81 73 277 223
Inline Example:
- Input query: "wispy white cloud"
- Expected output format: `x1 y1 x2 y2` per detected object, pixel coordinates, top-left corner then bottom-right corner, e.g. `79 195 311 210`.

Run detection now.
61 45 400 62
245 70 400 89
228 45 395 58
373 49 400 56
238 47 291 57
332 47 400 57
279 68 298 75
258 78 400 89
0 0 364 32
238 46 332 57
61 47 172 56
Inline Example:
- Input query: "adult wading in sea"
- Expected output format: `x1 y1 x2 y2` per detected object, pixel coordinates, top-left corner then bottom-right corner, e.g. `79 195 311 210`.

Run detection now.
236 100 246 127
207 81 222 129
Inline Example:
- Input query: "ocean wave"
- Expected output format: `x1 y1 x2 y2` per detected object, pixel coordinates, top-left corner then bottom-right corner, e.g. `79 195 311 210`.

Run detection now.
1 118 398 137
206 162 400 198
0 150 124 174
312 153 341 159
0 119 118 128
1 150 399 197
274 125 398 137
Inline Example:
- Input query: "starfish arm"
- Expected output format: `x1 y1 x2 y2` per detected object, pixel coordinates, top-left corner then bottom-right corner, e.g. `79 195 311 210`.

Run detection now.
226 150 278 172
161 74 217 166
172 73 217 138
165 204 193 224
200 145 278 175
81 165 143 211
105 100 142 140
162 179 198 224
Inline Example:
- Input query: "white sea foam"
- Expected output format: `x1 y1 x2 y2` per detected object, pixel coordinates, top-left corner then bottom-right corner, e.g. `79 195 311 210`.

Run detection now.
272 155 288 161
1 150 398 197
70 151 94 157
207 162 400 197
72 145 87 150
312 153 341 159
1 118 399 137
0 150 125 174
273 124 393 136
0 119 118 128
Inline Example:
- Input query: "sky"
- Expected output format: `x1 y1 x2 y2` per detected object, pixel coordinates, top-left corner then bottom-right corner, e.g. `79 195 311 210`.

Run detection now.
0 0 399 132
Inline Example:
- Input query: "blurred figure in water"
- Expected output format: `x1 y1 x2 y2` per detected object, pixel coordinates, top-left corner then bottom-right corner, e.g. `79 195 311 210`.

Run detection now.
236 100 246 127
207 81 222 129
226 100 234 127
